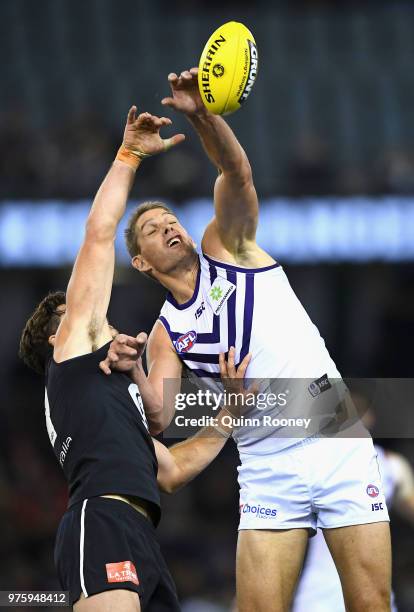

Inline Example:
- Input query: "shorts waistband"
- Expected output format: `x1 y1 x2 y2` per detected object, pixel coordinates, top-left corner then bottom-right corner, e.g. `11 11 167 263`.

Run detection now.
68 496 157 530
100 494 152 522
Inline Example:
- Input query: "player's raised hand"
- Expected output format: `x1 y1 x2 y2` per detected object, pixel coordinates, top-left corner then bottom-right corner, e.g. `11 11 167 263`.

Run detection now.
162 68 206 116
122 106 185 157
99 332 148 375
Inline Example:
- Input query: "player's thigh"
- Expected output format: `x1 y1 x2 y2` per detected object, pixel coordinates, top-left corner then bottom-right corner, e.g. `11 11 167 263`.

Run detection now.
323 522 391 612
74 590 141 612
236 528 308 612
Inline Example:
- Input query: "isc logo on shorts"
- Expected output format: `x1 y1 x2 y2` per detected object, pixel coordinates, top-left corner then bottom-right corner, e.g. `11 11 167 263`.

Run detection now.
106 560 139 586
240 502 277 518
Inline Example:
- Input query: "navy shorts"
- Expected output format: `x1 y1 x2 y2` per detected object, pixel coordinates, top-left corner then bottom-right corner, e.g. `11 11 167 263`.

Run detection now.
54 497 180 610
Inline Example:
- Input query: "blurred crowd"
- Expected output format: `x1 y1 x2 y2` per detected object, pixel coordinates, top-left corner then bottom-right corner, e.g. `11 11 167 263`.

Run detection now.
2 111 414 202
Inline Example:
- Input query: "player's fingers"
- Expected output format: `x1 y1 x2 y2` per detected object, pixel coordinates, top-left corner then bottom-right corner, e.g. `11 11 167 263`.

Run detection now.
137 112 152 127
161 97 176 108
149 115 165 129
247 381 260 397
123 334 140 348
135 333 148 355
136 332 148 346
168 72 178 82
227 346 236 377
127 105 137 124
219 352 228 379
163 134 185 151
180 70 192 79
107 350 119 363
189 67 199 76
237 352 252 378
118 346 138 358
99 359 112 375
115 334 129 345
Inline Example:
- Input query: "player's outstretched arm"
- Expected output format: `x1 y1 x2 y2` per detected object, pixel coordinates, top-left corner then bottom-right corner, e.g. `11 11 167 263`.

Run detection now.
162 68 260 260
55 109 184 362
156 348 251 493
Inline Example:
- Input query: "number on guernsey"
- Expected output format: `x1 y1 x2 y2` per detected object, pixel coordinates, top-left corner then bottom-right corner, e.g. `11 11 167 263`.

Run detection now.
128 384 149 431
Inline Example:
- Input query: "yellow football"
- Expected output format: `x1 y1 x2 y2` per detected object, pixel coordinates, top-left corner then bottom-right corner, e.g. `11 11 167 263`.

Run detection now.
198 21 258 115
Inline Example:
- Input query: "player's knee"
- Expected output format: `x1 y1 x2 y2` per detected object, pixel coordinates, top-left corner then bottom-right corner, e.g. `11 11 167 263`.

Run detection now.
347 582 390 612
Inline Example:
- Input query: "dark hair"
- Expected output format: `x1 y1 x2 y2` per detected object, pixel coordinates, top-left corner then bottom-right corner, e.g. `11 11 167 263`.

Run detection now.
19 291 66 375
124 201 173 258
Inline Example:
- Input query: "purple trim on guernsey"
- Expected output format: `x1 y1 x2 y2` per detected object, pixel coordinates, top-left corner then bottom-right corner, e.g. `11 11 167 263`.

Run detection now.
158 316 180 341
180 353 220 363
209 261 217 285
191 369 221 379
240 273 255 362
203 253 280 274
226 270 237 349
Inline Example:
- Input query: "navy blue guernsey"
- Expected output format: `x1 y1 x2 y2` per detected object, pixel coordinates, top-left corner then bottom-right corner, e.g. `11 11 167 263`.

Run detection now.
45 342 160 525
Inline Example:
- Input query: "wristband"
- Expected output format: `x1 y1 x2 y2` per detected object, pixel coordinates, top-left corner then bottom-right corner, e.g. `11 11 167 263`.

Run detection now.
116 145 149 170
221 406 237 421
213 423 233 439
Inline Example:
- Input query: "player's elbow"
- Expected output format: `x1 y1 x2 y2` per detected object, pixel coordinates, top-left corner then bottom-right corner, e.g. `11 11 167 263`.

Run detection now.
148 414 171 436
85 217 117 243
158 479 175 494
222 152 253 185
148 408 175 436
149 422 164 436
158 471 183 495
159 480 181 495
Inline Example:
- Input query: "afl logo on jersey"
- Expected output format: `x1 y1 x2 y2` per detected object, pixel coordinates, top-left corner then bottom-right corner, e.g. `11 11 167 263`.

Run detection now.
366 484 379 498
175 330 197 353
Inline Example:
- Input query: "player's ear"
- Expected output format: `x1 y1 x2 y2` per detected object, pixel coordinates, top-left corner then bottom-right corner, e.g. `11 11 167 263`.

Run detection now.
132 254 152 274
48 334 56 347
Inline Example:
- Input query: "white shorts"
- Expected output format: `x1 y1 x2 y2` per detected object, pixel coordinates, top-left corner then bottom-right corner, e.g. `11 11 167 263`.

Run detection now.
238 436 389 531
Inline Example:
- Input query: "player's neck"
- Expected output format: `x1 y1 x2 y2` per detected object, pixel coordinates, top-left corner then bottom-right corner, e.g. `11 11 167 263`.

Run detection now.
157 253 199 305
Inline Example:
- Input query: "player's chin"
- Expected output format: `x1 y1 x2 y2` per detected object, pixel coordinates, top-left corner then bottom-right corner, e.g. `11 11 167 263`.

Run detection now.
162 241 196 267
167 241 194 256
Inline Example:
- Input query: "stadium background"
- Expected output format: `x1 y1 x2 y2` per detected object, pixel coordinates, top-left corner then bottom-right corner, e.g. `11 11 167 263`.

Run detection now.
1 0 414 610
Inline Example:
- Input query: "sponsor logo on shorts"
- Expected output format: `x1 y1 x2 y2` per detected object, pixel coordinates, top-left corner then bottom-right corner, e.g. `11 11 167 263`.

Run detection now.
308 373 332 397
106 560 139 586
371 502 384 511
175 330 197 353
366 484 379 498
240 502 277 518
